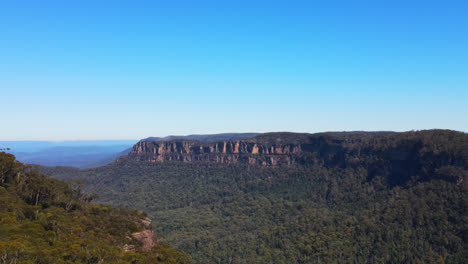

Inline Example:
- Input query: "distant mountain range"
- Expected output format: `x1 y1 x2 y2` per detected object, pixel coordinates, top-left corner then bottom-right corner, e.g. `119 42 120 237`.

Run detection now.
0 140 138 152
0 140 136 168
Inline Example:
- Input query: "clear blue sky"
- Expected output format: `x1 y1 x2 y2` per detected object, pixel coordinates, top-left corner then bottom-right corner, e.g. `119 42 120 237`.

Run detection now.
1 0 467 140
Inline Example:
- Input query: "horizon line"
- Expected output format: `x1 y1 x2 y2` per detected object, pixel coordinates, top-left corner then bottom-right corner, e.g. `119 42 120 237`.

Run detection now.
1 128 466 142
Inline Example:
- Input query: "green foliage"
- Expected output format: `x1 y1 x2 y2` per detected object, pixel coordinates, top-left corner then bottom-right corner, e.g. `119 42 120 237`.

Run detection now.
0 152 191 264
44 130 467 264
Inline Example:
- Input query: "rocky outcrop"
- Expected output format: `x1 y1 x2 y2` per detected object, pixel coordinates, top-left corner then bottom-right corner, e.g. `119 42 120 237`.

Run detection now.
123 217 155 252
132 229 155 251
123 140 315 166
122 132 385 166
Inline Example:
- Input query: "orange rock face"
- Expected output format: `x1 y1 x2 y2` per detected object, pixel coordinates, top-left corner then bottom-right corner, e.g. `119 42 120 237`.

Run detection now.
123 139 314 166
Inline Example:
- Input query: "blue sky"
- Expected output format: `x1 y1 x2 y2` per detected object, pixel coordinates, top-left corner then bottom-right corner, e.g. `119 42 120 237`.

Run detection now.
1 0 467 140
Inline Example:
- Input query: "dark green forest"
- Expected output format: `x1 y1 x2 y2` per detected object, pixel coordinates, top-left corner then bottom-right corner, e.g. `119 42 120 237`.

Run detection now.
42 130 467 264
0 152 191 264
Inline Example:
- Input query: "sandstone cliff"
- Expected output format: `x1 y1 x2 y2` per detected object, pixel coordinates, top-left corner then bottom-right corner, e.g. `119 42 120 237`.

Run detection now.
122 132 358 166
124 140 312 166
120 131 467 172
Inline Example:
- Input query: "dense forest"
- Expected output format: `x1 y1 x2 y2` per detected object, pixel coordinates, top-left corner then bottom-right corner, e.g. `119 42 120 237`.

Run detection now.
42 130 467 264
0 152 191 264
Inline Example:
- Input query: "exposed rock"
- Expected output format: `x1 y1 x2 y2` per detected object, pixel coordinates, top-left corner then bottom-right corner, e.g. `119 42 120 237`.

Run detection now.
122 217 156 252
122 137 319 166
132 229 155 251
141 217 152 228
122 244 136 253
121 131 467 172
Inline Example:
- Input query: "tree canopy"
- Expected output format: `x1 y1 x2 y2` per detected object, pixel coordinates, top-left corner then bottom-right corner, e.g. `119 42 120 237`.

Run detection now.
0 152 191 264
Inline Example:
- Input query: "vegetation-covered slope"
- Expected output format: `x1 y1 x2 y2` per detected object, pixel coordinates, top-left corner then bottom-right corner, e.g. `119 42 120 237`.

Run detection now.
0 152 191 264
44 130 467 264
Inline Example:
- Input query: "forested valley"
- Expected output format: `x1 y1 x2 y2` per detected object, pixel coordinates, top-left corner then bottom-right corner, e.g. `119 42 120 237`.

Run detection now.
42 130 467 264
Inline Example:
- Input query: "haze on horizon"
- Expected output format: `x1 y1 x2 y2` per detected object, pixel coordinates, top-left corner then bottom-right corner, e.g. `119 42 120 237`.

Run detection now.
1 1 467 141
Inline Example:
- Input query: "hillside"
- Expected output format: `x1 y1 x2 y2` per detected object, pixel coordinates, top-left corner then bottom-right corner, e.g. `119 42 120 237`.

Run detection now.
44 130 467 263
0 152 191 264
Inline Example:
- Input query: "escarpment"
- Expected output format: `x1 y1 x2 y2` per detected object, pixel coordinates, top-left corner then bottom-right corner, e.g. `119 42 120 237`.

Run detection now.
121 130 467 171
124 140 313 166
